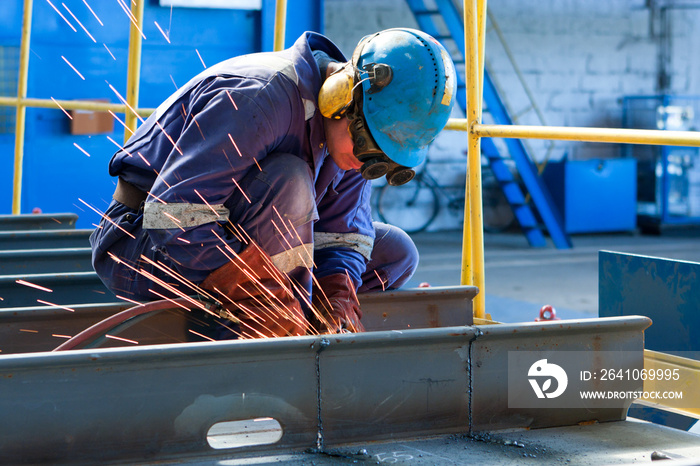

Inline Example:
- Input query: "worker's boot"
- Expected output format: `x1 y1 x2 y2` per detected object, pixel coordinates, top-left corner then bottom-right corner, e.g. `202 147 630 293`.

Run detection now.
311 273 366 333
200 242 308 338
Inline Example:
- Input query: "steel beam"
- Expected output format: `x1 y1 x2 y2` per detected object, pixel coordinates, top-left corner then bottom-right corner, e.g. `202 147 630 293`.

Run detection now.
0 248 92 274
0 229 92 250
0 213 78 231
0 316 649 464
0 286 477 354
0 271 115 308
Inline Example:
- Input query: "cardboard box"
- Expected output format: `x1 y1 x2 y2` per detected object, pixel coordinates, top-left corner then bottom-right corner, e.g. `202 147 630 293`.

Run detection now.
70 99 114 135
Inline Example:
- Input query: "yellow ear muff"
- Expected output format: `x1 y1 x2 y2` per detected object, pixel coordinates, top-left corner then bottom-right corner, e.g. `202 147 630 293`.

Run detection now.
318 70 354 119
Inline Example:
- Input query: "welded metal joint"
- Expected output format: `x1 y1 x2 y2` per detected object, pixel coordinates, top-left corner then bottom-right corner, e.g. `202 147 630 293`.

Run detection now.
315 337 331 452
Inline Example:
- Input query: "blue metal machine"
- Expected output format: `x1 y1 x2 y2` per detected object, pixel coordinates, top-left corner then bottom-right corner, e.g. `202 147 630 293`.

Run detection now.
623 95 700 232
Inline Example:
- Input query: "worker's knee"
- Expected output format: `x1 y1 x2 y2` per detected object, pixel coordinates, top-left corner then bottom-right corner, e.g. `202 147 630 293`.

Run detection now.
359 222 418 292
227 153 316 228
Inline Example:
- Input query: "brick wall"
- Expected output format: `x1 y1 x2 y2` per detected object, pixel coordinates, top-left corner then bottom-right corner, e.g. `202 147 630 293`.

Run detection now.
324 0 700 230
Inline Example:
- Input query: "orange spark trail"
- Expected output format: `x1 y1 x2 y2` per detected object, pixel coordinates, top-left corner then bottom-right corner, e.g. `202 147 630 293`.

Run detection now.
103 43 116 60
78 198 136 239
52 334 72 339
193 115 205 140
253 157 262 171
61 56 85 80
107 81 145 124
51 97 72 119
226 91 239 110
106 135 133 156
148 289 192 311
155 121 183 154
374 270 386 291
188 329 215 342
82 0 103 26
74 142 91 157
137 152 151 166
46 0 76 31
116 0 146 39
154 21 170 43
115 294 143 306
16 280 53 293
37 300 75 312
105 334 139 345
62 3 96 42
108 111 134 135
194 189 223 217
195 49 207 68
227 134 243 157
19 329 39 333
147 190 167 204
177 237 191 244
231 177 251 204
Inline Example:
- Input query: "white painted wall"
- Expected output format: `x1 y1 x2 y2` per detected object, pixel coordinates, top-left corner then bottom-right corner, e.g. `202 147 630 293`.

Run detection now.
324 0 700 230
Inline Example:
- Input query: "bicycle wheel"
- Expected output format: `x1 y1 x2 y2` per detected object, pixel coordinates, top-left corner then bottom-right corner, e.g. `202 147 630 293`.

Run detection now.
482 182 516 233
376 177 440 234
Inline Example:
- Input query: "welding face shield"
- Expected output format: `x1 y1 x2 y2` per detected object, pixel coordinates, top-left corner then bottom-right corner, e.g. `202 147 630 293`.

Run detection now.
317 28 456 186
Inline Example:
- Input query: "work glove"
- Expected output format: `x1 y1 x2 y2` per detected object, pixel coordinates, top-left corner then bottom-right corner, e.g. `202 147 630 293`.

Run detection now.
311 273 366 333
200 242 308 338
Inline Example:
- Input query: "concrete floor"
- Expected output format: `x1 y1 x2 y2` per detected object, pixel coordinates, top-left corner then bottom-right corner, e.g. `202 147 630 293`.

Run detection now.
406 229 700 323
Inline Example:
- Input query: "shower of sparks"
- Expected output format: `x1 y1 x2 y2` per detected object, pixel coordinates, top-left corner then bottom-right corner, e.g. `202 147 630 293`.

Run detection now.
61 56 86 80
116 0 146 39
231 177 251 204
108 111 134 136
188 329 215 342
62 3 96 43
226 91 238 110
51 97 72 119
52 334 72 339
19 329 39 333
374 270 386 291
105 334 139 345
137 151 151 166
16 280 53 293
73 142 91 157
195 49 207 68
106 135 133 156
46 0 77 32
103 43 116 60
78 198 136 239
82 0 103 26
37 300 75 312
154 21 171 43
115 294 143 307
227 134 243 157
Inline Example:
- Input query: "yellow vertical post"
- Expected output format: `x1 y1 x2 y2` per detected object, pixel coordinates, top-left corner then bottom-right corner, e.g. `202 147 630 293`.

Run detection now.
124 0 145 142
12 0 34 215
273 0 287 52
460 0 487 318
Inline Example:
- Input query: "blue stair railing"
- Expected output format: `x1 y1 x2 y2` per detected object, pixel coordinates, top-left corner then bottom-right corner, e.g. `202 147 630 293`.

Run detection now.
405 0 572 249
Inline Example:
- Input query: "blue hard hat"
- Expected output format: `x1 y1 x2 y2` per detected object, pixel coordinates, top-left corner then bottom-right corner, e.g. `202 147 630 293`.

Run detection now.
353 28 457 168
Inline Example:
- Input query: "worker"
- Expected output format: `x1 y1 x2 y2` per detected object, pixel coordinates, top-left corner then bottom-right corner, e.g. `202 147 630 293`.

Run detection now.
91 28 456 339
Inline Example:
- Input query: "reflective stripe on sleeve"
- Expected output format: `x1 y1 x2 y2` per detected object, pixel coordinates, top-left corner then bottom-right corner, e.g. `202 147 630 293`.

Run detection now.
143 202 230 230
313 232 373 262
270 243 314 273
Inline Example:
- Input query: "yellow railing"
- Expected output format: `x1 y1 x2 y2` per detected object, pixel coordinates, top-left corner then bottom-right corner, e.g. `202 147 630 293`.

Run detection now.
458 0 700 319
